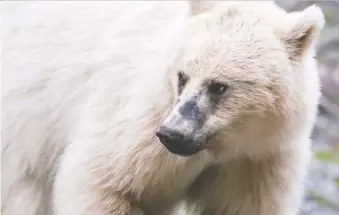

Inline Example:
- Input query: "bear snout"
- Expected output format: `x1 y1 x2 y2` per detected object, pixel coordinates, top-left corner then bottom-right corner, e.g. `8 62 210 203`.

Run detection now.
156 126 202 156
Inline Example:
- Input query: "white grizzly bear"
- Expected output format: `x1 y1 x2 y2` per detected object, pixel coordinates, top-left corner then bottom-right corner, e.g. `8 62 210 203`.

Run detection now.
1 1 325 215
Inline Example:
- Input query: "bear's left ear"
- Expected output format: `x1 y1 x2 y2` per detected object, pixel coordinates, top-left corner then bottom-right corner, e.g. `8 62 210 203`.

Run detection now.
281 5 325 61
190 0 219 16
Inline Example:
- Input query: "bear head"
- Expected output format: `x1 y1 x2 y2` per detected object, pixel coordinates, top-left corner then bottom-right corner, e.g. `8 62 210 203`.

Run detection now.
156 1 325 159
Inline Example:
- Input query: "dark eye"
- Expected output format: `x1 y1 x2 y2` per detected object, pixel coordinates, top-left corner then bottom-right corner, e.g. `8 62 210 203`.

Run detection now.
178 72 187 85
208 82 228 95
178 71 188 94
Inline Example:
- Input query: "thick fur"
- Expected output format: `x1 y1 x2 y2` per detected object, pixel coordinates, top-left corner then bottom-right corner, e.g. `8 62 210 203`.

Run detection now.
1 1 324 215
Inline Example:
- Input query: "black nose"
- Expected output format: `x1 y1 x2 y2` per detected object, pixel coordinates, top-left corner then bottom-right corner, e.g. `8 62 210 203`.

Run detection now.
155 126 201 156
156 127 184 145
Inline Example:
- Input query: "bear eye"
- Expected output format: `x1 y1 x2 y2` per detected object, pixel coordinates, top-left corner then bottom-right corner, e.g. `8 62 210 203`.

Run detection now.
208 82 228 95
178 71 188 94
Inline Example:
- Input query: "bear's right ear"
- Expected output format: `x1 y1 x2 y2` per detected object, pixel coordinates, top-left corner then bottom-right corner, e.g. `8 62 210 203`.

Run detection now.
190 0 219 16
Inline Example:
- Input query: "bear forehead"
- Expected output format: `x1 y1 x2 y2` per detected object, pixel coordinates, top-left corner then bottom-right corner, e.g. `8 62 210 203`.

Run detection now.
180 22 287 84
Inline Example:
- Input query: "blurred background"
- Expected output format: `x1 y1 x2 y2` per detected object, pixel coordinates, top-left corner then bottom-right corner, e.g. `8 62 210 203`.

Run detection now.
275 1 339 215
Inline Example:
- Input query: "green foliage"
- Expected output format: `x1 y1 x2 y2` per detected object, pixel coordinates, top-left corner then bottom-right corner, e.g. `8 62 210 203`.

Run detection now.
335 178 339 189
314 150 339 164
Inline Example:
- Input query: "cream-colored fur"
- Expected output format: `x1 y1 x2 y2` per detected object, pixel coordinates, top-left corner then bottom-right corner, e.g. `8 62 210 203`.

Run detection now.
1 1 324 215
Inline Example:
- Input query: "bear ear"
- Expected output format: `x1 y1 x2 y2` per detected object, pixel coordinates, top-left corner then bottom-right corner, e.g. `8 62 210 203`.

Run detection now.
190 0 219 16
281 5 325 61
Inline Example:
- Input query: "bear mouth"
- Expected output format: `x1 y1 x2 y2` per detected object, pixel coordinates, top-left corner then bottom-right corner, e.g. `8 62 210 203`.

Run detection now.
157 134 203 157
162 142 202 157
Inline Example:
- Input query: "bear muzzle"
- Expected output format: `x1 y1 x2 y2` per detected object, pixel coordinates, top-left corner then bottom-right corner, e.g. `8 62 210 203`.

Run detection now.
156 125 203 156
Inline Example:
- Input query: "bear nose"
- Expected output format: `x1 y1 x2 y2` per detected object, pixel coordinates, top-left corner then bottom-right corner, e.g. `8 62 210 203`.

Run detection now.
156 126 185 145
156 126 201 156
